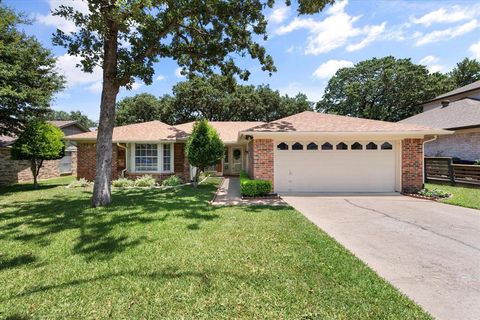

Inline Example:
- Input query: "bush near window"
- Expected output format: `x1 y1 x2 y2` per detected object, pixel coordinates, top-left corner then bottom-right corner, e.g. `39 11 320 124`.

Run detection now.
161 175 183 187
134 175 157 187
240 171 272 197
112 178 134 188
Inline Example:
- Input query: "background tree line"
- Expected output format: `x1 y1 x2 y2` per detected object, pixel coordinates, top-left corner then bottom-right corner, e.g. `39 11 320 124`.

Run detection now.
116 57 480 126
115 75 313 126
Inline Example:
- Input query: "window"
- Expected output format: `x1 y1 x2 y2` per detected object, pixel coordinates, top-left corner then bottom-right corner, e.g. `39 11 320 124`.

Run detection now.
277 142 288 150
307 142 318 150
135 144 158 171
321 142 333 150
292 142 303 150
163 144 172 171
381 142 393 150
336 142 348 150
351 142 363 150
366 142 378 150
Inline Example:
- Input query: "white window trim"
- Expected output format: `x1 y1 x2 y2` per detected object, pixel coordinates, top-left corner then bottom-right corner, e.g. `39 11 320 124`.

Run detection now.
130 142 174 174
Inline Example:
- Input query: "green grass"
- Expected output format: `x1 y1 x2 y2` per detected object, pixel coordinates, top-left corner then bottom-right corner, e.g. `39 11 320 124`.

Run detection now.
0 177 431 319
425 183 480 210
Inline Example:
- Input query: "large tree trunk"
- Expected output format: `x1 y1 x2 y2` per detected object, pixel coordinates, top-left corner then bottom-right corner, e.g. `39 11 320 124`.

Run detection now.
91 23 119 208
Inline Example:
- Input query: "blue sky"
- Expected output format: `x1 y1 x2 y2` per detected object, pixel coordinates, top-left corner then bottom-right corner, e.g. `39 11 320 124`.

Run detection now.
5 0 480 121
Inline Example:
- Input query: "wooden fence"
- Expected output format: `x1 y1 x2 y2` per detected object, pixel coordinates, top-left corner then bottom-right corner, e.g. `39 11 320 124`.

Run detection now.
424 157 480 187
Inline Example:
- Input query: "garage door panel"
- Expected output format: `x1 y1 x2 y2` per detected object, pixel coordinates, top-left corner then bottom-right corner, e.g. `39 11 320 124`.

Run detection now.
274 142 396 193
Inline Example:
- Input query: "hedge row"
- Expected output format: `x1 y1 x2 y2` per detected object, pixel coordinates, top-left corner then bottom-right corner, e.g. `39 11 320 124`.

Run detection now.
240 171 272 197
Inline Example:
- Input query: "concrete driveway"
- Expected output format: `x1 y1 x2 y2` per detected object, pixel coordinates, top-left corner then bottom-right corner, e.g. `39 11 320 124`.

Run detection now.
282 194 480 320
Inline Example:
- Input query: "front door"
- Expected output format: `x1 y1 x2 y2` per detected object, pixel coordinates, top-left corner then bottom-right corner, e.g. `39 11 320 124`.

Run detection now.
230 147 243 174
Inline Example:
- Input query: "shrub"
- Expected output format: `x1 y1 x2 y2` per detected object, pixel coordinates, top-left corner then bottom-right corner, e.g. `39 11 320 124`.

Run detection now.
240 171 272 197
112 177 134 187
161 175 183 187
134 175 156 187
474 159 480 165
417 188 451 198
68 178 91 188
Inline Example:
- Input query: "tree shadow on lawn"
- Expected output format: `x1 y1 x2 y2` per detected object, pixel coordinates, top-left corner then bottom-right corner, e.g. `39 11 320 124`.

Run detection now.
3 264 265 303
0 184 219 261
0 253 37 271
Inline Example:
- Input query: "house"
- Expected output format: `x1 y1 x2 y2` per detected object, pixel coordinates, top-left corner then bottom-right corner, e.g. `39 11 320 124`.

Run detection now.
67 111 450 193
0 120 89 185
399 80 480 161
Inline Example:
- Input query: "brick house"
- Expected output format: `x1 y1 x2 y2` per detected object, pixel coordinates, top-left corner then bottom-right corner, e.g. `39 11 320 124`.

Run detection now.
0 121 89 185
67 111 450 193
400 80 480 161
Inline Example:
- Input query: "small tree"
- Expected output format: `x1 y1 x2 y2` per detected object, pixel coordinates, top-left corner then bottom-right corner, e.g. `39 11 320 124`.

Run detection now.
11 121 65 188
186 120 224 186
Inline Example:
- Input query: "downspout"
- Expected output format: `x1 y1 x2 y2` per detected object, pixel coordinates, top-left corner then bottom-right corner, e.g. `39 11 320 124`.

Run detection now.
422 135 438 184
117 143 127 177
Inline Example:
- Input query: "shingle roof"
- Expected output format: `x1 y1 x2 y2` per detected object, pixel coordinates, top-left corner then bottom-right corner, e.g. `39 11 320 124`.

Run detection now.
244 111 438 133
1 120 89 147
427 80 480 103
47 120 77 128
0 135 16 147
175 121 265 143
66 121 188 142
399 98 480 129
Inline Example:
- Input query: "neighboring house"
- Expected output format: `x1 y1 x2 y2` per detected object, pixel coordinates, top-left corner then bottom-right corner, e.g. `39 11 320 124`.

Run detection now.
67 111 449 193
400 80 480 161
0 120 89 185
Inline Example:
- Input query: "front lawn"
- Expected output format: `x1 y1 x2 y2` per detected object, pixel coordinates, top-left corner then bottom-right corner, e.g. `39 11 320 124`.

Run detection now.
425 183 480 210
0 178 430 319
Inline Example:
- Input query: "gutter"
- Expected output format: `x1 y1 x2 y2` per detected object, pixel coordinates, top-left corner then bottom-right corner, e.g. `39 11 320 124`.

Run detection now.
239 130 453 139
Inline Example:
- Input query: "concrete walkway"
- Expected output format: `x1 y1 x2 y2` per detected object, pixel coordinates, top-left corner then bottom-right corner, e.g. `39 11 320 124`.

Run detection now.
283 194 480 320
211 177 286 206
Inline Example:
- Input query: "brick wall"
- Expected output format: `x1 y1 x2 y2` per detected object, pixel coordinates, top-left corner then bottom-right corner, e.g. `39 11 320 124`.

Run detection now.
71 150 78 176
0 147 62 185
251 139 274 188
173 143 190 182
425 131 480 161
77 142 190 183
77 143 119 181
402 138 424 193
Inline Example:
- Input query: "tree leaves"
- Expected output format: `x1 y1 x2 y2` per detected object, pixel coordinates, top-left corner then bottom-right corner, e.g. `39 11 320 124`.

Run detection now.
0 5 65 136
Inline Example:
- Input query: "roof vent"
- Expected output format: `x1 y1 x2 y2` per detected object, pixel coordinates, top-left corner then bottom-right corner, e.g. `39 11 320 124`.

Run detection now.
441 100 450 108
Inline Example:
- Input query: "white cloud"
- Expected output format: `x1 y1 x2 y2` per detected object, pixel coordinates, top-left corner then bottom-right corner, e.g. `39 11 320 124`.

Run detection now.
469 41 480 60
87 82 103 93
175 67 185 78
269 5 290 24
419 55 439 65
415 19 479 46
130 82 142 91
278 82 325 102
426 65 445 73
347 22 386 51
156 75 166 81
56 54 102 87
411 7 472 27
418 56 444 73
36 0 89 33
313 59 353 79
276 0 385 55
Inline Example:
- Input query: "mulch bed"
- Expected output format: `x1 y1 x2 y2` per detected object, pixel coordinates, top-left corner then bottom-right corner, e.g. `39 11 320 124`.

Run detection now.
241 193 280 200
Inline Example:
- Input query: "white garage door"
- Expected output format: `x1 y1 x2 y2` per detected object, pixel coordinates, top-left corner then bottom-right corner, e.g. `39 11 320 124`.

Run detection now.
274 141 397 193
